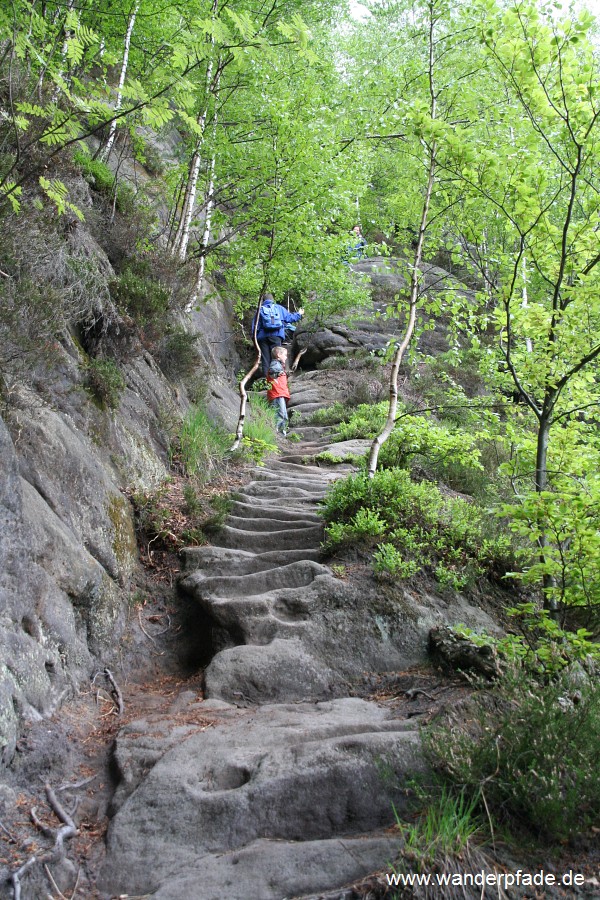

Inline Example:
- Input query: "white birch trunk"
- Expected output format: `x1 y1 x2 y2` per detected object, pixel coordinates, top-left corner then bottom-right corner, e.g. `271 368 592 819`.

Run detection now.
522 255 533 352
51 0 76 101
102 2 138 161
367 0 438 478
170 0 219 259
188 118 218 310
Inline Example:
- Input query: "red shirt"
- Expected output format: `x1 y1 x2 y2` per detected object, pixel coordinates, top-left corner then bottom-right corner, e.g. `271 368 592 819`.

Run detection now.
266 371 290 401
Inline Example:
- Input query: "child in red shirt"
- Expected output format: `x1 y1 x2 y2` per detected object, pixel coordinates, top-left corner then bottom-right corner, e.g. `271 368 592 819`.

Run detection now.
266 346 290 436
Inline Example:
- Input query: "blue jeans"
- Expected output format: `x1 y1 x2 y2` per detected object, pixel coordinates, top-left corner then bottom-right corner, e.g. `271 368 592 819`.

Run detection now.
271 397 288 434
258 336 282 376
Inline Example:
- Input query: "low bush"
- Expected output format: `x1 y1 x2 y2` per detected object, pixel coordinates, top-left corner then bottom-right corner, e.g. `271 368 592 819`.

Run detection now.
242 395 278 463
378 415 487 495
111 262 170 325
158 327 202 379
307 401 352 426
85 357 125 409
332 405 492 499
321 468 515 588
395 783 482 868
73 148 136 214
425 663 600 841
334 402 388 441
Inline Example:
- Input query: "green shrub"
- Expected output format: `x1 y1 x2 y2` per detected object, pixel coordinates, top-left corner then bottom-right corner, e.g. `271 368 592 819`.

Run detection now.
373 542 418 580
395 784 482 867
456 606 600 676
334 402 388 441
74 150 115 193
307 401 352 426
111 263 170 324
134 137 165 176
321 468 515 587
131 482 173 541
425 664 600 841
158 327 202 379
378 415 486 496
177 406 231 479
73 148 136 213
85 357 126 409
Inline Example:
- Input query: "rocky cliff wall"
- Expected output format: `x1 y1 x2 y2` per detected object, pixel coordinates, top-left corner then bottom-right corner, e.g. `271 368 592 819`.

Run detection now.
0 273 241 765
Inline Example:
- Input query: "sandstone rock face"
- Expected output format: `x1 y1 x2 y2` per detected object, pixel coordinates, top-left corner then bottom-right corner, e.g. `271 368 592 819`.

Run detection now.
293 255 477 367
0 286 240 763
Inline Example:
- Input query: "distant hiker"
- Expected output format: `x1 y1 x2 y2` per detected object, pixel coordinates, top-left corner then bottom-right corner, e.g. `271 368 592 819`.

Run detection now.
252 293 304 376
344 225 367 263
267 346 291 436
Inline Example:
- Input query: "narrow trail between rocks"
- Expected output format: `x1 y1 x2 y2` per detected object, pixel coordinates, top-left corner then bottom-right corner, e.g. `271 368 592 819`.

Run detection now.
3 368 475 900
94 370 429 900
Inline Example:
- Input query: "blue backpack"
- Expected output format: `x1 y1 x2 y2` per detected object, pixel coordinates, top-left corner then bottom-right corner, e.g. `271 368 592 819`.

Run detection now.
260 303 283 331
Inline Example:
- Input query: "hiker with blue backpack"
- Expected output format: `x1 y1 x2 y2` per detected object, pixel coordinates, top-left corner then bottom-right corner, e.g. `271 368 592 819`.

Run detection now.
252 293 304 376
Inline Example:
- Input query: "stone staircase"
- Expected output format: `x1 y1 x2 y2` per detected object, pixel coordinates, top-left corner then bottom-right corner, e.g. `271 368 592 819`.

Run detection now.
98 371 494 899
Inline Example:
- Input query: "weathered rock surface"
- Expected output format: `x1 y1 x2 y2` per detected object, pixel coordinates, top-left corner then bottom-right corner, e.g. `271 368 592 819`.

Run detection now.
99 697 424 899
429 623 501 679
293 254 477 366
0 284 240 762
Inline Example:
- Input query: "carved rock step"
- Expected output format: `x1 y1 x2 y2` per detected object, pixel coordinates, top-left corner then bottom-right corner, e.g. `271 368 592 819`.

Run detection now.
233 491 321 510
181 546 322 577
288 387 321 400
292 426 337 441
181 559 330 600
226 515 321 533
288 401 325 416
229 501 321 523
243 478 331 496
255 460 340 479
240 483 328 500
146 834 401 900
99 698 425 899
193 597 316 646
212 523 323 552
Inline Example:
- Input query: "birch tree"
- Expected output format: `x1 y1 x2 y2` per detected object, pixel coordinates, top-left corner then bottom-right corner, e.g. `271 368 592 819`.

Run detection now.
453 0 600 612
361 0 482 475
101 0 139 160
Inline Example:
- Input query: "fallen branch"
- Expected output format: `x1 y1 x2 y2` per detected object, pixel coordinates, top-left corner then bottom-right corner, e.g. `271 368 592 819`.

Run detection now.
10 855 37 900
138 608 159 645
103 668 124 717
44 863 68 900
30 807 55 838
0 819 16 842
56 775 97 793
45 783 77 855
404 687 436 702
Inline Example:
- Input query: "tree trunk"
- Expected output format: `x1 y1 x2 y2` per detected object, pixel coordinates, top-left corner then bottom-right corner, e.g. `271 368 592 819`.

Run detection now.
368 0 438 478
170 0 219 260
535 411 559 616
102 2 138 161
366 147 436 477
187 143 217 311
230 295 265 452
51 0 76 101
